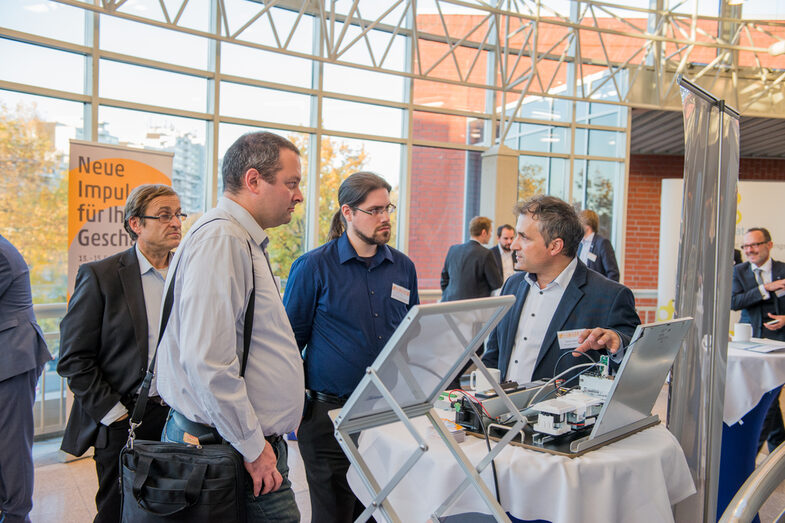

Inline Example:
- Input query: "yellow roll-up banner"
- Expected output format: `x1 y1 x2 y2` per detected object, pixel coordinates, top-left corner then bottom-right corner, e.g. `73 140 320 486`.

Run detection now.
67 140 173 295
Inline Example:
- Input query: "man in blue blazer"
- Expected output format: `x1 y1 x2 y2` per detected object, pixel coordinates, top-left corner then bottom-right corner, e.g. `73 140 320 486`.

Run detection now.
731 227 785 451
0 235 51 523
482 196 640 383
577 209 620 282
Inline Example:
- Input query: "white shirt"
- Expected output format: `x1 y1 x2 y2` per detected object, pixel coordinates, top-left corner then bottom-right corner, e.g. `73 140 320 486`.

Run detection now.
579 233 594 265
750 257 773 300
506 258 578 383
99 245 168 426
498 245 515 282
157 197 305 462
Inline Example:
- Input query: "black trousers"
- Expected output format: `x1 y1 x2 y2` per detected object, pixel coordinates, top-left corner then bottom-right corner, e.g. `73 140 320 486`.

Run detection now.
92 402 168 523
0 366 41 523
758 388 785 453
298 395 367 523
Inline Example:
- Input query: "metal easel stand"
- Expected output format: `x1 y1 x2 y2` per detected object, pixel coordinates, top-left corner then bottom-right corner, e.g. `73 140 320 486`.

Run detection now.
332 309 527 523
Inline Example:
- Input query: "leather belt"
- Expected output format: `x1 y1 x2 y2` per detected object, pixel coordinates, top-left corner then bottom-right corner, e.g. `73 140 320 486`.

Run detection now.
171 410 282 446
306 389 349 406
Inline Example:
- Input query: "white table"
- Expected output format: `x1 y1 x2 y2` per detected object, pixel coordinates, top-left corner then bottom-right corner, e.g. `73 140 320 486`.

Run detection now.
725 342 785 425
348 416 695 523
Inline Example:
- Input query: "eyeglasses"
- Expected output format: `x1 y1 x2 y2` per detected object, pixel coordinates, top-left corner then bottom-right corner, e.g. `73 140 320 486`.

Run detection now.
741 241 768 250
352 204 396 217
141 212 187 224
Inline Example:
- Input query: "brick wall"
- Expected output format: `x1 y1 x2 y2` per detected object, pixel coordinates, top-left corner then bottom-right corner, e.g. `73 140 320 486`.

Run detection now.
624 155 785 314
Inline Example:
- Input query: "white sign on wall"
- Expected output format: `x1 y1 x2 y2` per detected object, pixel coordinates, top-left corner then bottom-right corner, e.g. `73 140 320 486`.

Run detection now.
657 179 785 321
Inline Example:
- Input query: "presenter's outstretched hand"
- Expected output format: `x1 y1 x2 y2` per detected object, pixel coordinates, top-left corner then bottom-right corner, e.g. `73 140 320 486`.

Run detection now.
575 328 622 355
245 442 283 496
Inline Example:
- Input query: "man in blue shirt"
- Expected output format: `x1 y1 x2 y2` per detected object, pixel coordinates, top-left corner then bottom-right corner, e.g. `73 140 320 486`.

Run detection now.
284 171 419 523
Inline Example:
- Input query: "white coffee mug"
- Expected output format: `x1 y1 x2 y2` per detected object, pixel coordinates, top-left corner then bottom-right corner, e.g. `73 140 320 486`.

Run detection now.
469 368 501 392
733 322 752 342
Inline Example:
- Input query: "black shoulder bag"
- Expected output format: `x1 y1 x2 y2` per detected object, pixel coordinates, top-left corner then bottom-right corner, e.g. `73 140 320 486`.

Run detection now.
120 229 256 523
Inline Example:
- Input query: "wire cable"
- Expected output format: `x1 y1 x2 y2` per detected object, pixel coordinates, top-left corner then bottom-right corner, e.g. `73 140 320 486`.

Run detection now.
457 393 501 504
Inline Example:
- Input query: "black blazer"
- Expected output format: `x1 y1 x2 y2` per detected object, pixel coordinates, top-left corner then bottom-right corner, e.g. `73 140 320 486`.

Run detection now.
490 245 517 282
731 260 785 340
482 260 640 381
580 234 620 282
58 247 150 456
440 240 503 301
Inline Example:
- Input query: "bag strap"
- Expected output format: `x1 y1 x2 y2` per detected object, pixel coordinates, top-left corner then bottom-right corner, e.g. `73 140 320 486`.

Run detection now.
128 218 257 434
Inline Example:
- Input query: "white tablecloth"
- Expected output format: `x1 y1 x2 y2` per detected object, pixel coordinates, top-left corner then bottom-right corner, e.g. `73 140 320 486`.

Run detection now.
725 344 785 425
348 416 695 523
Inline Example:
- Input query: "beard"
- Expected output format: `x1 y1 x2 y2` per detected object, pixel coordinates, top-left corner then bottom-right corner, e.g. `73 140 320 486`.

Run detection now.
356 226 390 246
500 243 512 252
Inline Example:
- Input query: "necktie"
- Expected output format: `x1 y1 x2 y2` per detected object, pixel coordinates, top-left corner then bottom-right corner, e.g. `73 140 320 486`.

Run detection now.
754 267 765 288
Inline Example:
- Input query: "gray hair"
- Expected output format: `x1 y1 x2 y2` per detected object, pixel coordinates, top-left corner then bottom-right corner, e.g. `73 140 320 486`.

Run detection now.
514 194 584 258
124 184 178 241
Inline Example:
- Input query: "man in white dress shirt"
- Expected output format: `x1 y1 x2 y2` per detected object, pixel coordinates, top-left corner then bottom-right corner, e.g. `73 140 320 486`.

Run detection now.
482 195 639 384
157 132 305 521
491 224 516 285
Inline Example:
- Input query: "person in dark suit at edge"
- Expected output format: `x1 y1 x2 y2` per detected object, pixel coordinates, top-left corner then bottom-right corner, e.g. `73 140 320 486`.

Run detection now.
58 184 183 522
441 216 503 301
731 227 785 452
483 195 640 384
577 209 620 282
0 235 51 523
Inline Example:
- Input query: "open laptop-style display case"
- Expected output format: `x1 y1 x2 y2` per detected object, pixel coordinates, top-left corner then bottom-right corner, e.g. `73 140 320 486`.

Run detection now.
331 296 518 523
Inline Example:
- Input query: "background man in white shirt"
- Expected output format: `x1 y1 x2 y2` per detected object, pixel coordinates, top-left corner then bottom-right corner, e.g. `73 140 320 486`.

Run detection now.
491 224 516 284
58 184 182 522
482 195 639 384
156 132 305 521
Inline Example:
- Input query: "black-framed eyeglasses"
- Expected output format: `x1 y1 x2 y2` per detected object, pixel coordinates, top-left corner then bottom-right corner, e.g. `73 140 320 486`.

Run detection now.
141 212 187 224
352 204 396 217
741 241 768 250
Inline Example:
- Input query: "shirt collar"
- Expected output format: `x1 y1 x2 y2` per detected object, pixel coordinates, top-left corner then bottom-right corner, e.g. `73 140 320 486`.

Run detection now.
217 196 269 248
135 243 156 275
583 232 595 244
751 257 772 273
525 256 579 290
337 232 394 267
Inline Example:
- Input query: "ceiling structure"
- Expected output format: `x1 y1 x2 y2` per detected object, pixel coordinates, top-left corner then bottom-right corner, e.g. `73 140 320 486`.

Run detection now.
631 108 785 158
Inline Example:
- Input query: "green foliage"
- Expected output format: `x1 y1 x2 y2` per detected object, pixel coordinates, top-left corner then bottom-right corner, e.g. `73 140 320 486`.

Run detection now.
0 102 68 302
266 136 368 285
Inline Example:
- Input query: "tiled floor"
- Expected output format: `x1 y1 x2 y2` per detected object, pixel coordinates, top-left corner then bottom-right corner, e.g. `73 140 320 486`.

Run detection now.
29 390 785 522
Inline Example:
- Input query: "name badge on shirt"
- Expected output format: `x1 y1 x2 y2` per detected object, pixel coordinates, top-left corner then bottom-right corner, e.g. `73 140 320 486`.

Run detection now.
391 283 410 304
557 329 584 350
587 252 597 262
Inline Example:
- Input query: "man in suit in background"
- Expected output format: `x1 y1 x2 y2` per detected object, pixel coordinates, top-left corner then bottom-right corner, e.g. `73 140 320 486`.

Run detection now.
491 224 517 285
577 209 620 282
0 235 51 523
441 216 502 302
731 227 785 451
483 195 640 384
58 184 183 522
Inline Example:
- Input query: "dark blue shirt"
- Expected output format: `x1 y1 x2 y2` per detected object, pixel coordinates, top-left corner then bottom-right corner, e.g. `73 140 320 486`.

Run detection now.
283 233 419 397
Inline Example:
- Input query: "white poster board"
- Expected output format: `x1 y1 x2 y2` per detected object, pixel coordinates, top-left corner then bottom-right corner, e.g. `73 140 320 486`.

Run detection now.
657 179 785 321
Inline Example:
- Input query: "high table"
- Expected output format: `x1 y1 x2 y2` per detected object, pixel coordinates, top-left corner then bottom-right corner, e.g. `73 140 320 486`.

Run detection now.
347 415 695 523
718 343 785 520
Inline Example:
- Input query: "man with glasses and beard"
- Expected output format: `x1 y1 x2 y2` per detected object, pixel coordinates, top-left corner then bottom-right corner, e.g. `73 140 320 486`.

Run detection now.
284 171 419 523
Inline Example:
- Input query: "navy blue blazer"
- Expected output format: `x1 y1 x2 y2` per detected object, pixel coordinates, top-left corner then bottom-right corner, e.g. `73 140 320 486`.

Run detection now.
579 234 620 282
731 260 785 340
0 235 51 382
482 259 640 381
